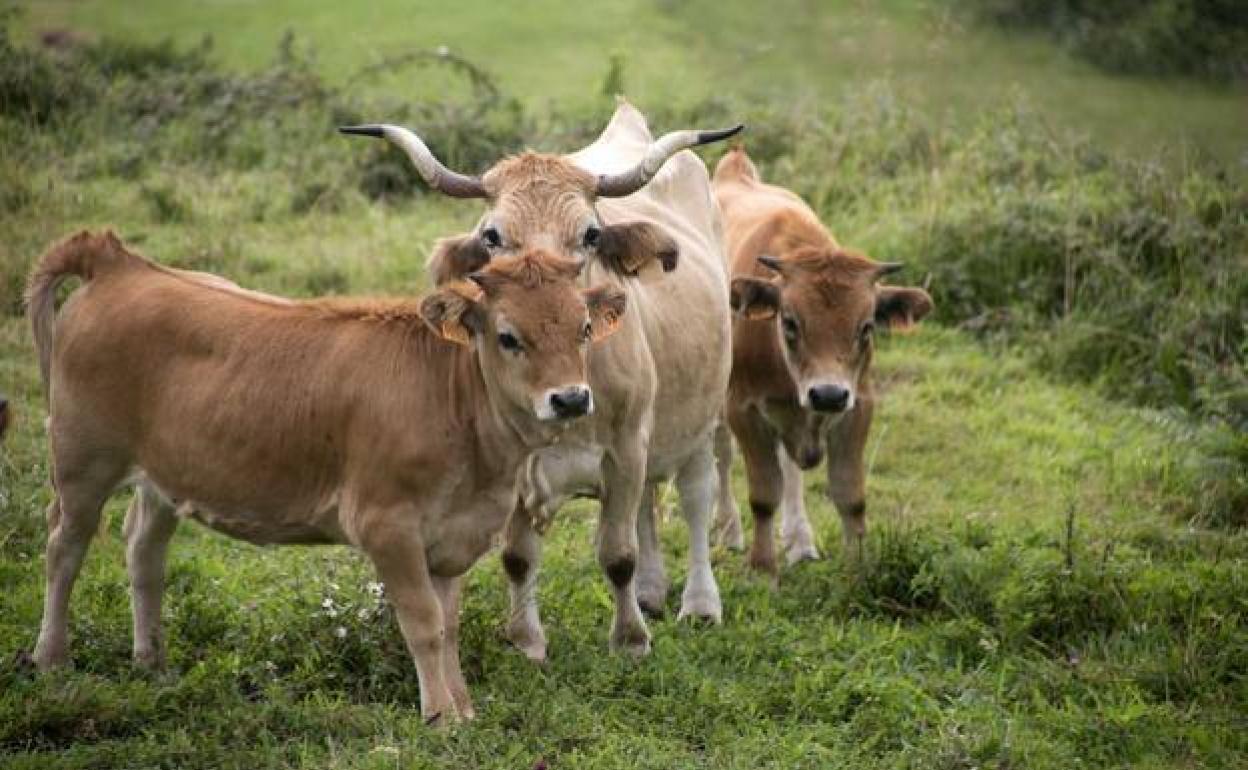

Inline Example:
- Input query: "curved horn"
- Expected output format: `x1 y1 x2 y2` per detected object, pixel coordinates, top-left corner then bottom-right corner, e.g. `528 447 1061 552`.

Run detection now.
338 124 488 199
596 124 744 198
876 262 905 278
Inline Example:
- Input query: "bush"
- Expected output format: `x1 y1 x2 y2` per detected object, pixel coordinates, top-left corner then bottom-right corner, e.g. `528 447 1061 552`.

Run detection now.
963 0 1248 83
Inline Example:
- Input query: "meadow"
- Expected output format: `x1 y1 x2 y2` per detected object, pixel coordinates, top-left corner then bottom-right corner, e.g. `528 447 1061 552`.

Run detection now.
1 2 1245 768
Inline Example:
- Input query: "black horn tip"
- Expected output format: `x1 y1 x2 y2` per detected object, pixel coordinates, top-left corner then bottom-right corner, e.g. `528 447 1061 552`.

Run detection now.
696 124 745 145
338 125 385 138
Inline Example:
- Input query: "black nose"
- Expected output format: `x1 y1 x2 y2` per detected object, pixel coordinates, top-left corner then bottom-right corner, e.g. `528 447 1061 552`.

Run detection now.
549 386 591 419
808 384 850 413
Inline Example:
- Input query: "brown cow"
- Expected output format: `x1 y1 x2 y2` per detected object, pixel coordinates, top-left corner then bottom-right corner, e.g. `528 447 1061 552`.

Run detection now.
343 103 739 659
711 147 933 573
26 230 637 723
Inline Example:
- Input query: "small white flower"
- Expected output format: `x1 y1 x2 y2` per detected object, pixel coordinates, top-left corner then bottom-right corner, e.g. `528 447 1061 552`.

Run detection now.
436 45 450 57
335 626 347 639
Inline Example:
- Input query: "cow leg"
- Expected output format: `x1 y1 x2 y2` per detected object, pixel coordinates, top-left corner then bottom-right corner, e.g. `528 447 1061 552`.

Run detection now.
598 440 649 656
779 450 819 565
730 411 783 578
124 483 179 669
826 396 873 557
675 442 722 623
501 498 547 663
635 483 669 618
432 574 473 719
33 457 124 670
361 523 459 724
711 420 744 551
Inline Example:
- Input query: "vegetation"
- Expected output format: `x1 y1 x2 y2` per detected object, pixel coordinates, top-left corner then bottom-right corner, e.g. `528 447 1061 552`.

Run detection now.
0 2 1244 768
963 0 1248 83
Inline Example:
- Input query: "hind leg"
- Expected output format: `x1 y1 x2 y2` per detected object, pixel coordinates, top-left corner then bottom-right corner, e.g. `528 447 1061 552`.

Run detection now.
675 442 722 623
635 484 669 618
712 421 744 551
124 483 179 669
33 460 124 670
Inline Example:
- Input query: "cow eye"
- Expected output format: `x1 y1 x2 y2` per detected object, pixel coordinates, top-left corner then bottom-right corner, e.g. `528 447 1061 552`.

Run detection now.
781 314 800 346
583 226 601 248
482 227 502 249
580 321 593 342
860 320 875 342
498 331 522 352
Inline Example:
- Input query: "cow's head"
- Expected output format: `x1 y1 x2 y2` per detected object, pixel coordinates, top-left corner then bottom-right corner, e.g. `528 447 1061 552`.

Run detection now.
339 121 740 282
420 250 625 425
731 247 932 416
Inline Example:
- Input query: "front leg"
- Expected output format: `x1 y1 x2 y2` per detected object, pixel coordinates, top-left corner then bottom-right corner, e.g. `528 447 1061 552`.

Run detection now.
675 441 723 623
360 517 460 724
826 394 873 556
778 449 819 565
432 574 473 719
501 496 547 662
729 407 783 578
598 438 650 656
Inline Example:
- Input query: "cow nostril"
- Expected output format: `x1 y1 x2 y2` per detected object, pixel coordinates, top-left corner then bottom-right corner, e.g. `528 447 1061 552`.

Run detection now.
808 384 850 413
549 386 591 419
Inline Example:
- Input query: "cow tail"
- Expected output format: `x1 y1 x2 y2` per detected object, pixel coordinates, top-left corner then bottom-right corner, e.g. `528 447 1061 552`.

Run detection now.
26 230 134 399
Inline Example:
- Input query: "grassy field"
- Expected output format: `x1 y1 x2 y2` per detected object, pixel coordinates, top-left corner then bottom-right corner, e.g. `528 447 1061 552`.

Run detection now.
18 0 1248 166
1 2 1246 768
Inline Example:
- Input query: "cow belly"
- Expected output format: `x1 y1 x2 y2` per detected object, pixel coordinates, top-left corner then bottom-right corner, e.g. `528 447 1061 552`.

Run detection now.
142 476 346 546
181 504 341 545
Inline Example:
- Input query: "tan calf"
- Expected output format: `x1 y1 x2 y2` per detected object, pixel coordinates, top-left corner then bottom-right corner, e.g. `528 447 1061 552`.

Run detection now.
27 231 631 723
711 147 933 572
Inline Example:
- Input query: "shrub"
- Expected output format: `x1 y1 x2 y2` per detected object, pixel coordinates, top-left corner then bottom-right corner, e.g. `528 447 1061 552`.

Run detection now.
962 0 1248 83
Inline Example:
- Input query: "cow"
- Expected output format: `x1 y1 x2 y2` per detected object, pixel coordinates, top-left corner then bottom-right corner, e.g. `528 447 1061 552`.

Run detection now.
710 146 933 573
342 102 739 659
26 230 638 723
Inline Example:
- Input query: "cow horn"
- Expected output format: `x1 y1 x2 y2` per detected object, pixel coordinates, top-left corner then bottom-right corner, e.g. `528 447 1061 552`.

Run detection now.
595 124 745 198
338 124 489 199
876 262 905 277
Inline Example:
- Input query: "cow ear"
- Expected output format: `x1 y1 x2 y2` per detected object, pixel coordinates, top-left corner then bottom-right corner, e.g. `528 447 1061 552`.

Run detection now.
596 221 679 275
874 286 933 331
730 277 780 321
428 233 490 286
419 284 483 345
584 285 627 342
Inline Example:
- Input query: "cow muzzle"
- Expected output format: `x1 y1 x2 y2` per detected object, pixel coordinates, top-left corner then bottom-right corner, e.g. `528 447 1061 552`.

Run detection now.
805 382 854 414
537 384 594 422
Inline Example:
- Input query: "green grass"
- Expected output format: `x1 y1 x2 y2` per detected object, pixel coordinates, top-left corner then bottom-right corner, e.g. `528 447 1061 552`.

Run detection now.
1 2 1246 768
3 321 1245 769
19 0 1247 166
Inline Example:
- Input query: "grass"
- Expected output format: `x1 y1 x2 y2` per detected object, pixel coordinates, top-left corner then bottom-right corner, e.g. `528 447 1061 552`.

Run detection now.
3 322 1245 769
1 2 1246 768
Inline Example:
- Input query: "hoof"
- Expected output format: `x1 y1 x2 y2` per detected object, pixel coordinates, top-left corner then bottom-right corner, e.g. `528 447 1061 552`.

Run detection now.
784 543 820 566
676 590 722 625
636 580 668 619
610 627 652 659
506 621 548 664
